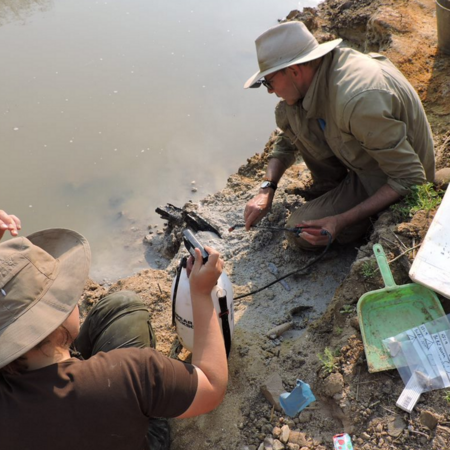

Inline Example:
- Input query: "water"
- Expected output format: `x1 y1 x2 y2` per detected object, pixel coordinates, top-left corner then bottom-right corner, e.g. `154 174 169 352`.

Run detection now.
0 0 320 280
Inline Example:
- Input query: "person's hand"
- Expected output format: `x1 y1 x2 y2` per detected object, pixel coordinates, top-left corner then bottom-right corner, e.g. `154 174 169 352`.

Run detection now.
0 210 21 240
189 246 223 296
296 215 343 246
244 191 274 231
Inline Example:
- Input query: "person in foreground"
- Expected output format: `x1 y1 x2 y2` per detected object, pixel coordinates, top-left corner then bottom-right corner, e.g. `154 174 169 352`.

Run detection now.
243 21 435 250
0 227 227 450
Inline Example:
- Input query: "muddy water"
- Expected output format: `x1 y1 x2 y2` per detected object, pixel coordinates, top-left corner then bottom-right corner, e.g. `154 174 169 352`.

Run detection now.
0 0 319 280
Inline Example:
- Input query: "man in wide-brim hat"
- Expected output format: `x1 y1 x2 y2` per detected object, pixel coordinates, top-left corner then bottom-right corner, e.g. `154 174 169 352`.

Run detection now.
243 21 435 249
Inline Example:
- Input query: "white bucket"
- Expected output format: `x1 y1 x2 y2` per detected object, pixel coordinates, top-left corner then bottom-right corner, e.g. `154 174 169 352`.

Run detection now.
171 268 234 354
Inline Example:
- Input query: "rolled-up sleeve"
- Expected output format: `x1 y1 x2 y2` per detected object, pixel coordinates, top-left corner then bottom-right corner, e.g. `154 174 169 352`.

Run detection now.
342 90 427 196
270 132 298 169
270 101 300 169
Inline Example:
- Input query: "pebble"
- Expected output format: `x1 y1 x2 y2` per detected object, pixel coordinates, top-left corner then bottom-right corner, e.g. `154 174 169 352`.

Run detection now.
260 372 284 411
387 416 406 437
273 440 284 450
272 427 281 438
419 410 439 430
288 431 308 447
322 372 344 397
298 412 312 424
280 425 290 444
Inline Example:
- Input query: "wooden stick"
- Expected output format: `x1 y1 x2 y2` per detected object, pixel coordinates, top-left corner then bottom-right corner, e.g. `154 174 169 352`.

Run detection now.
393 232 408 249
388 243 421 264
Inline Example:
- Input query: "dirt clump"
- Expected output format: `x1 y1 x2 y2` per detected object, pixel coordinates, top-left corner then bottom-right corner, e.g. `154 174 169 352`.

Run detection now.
81 1 450 448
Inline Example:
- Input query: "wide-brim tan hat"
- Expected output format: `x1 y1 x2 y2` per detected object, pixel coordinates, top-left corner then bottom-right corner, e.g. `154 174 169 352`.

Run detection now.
0 229 91 368
244 21 342 89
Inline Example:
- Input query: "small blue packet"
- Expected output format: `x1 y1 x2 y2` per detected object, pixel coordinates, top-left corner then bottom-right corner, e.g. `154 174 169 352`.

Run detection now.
279 379 316 417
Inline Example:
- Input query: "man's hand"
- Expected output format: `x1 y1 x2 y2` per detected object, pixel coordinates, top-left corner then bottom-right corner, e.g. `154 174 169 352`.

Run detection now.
244 191 274 230
189 246 223 296
297 184 402 246
296 215 342 246
0 210 21 240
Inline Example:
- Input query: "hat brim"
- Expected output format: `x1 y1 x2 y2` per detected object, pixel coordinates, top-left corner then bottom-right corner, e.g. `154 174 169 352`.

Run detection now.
0 229 91 368
244 38 342 89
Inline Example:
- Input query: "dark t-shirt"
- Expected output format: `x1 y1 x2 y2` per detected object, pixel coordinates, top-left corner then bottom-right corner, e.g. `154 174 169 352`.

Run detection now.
0 347 198 450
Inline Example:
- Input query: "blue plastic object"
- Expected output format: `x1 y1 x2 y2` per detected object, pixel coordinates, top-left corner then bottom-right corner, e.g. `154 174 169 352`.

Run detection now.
279 379 316 417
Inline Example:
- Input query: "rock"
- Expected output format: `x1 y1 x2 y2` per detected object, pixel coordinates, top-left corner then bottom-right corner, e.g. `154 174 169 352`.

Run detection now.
349 316 360 331
387 416 406 437
272 427 282 438
273 440 284 450
263 436 274 449
298 412 312 423
288 431 308 447
420 410 439 430
286 10 300 20
260 372 285 411
322 372 344 397
287 445 300 450
280 425 290 444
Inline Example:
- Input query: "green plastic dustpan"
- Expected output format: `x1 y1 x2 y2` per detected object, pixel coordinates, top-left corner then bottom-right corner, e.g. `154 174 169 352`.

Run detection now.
357 243 445 373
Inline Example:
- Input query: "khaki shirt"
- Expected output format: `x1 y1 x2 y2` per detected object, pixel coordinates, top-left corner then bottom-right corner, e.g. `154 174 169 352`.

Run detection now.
271 48 435 196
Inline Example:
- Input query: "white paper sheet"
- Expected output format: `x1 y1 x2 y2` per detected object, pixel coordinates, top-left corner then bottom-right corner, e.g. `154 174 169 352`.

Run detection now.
409 188 450 298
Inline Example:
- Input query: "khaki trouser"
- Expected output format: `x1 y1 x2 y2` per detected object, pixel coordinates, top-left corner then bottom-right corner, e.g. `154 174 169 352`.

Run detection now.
286 171 372 251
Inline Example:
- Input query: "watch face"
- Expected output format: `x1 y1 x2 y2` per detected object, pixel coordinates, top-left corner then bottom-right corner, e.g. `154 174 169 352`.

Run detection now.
261 181 276 190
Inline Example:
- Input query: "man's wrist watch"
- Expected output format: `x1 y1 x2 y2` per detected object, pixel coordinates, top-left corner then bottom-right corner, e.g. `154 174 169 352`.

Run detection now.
260 180 277 191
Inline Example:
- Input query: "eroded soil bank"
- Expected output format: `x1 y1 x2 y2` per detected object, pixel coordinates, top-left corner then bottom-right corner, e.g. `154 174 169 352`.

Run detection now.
82 1 450 449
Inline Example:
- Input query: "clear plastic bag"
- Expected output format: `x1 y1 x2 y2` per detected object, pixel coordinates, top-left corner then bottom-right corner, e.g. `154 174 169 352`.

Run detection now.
383 314 450 393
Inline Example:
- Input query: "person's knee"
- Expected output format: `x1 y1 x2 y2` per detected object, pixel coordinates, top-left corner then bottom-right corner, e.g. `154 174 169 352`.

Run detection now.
94 290 144 315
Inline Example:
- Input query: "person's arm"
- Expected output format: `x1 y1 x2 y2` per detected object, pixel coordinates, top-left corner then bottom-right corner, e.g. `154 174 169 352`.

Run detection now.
298 184 401 246
0 210 21 240
244 158 287 230
177 246 228 418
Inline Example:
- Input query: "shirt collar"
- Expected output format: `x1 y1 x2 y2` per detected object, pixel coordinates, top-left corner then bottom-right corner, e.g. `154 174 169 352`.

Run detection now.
301 52 333 119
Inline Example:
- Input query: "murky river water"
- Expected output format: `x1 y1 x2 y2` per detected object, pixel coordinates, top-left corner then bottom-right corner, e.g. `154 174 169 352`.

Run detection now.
0 0 319 280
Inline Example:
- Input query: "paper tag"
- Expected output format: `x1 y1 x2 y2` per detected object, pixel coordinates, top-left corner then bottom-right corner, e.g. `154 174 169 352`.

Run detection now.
396 373 421 413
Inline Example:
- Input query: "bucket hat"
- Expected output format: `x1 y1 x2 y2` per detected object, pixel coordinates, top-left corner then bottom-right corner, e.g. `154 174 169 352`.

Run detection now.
0 229 91 368
244 21 342 89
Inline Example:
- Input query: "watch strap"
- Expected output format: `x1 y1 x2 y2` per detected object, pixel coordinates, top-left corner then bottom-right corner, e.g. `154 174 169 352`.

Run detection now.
260 180 278 191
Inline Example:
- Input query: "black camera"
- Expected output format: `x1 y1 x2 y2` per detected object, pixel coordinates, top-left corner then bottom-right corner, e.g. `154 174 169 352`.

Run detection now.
182 229 209 264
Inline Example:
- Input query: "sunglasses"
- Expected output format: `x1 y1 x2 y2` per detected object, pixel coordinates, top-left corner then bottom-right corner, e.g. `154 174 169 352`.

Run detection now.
260 78 273 90
256 71 281 90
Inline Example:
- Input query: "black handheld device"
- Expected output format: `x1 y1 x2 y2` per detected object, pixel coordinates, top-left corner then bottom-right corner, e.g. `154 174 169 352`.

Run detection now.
182 229 209 264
